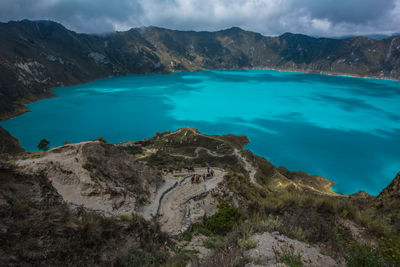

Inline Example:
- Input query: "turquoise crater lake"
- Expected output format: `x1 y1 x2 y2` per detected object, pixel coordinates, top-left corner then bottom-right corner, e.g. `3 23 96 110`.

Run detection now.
2 70 400 195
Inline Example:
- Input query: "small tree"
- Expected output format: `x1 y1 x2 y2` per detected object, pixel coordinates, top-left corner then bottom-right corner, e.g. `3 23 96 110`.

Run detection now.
38 139 50 151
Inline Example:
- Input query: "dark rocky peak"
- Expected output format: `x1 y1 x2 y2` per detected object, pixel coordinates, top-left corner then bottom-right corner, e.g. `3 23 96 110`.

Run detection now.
221 26 245 33
379 172 400 198
279 32 315 41
13 19 70 39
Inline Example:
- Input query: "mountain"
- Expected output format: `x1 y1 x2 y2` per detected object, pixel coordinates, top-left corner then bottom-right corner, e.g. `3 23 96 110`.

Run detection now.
331 33 400 40
1 20 400 120
1 127 399 266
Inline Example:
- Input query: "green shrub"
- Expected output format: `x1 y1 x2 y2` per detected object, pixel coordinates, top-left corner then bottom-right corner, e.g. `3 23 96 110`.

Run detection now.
238 237 259 249
203 202 242 235
121 251 159 266
379 236 400 265
275 246 303 267
119 213 134 222
290 226 307 242
82 162 93 171
261 215 283 232
182 232 192 242
203 237 224 249
203 238 216 249
122 145 143 156
344 242 384 267
38 138 50 151
192 222 213 236
165 250 197 267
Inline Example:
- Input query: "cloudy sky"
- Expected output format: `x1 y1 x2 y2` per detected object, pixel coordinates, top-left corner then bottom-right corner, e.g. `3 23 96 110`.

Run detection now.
0 0 399 37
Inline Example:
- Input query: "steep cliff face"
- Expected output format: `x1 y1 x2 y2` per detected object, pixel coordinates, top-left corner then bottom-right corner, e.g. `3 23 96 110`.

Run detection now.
379 172 400 199
0 127 24 154
377 172 400 226
1 20 400 120
0 20 165 119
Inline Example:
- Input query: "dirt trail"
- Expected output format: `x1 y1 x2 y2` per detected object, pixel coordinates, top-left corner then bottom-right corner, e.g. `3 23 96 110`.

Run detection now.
171 146 258 186
171 147 233 159
139 177 179 220
234 149 258 185
157 168 225 235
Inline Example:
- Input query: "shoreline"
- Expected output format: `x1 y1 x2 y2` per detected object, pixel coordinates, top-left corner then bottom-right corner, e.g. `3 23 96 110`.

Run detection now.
1 67 399 122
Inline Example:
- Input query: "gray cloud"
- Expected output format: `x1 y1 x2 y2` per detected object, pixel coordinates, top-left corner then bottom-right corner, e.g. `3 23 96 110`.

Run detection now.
0 0 399 36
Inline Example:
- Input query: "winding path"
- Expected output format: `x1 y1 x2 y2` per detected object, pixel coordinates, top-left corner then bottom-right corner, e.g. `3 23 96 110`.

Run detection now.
140 167 225 235
171 146 234 159
139 144 259 234
172 147 258 186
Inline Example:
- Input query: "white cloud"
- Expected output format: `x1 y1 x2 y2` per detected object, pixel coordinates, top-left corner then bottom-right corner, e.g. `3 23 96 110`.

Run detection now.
0 0 399 36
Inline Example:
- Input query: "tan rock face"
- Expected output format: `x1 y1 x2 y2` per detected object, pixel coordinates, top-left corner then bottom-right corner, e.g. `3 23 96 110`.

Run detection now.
245 232 342 267
16 141 162 216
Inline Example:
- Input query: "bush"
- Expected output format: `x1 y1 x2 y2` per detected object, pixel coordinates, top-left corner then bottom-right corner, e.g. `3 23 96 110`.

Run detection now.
121 251 160 266
164 250 197 267
290 226 307 242
119 213 134 222
192 222 213 236
378 236 400 265
275 245 303 267
182 232 192 242
203 237 224 249
38 139 50 151
238 237 258 249
344 242 384 267
261 215 283 232
122 145 143 156
203 202 242 235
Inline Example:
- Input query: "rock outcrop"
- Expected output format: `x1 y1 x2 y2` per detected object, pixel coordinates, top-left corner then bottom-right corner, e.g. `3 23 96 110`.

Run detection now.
245 232 341 267
16 140 162 216
0 126 24 154
379 172 400 199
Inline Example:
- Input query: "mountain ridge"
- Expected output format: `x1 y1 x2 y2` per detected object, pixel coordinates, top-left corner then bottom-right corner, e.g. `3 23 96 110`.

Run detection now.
1 19 400 120
1 127 399 265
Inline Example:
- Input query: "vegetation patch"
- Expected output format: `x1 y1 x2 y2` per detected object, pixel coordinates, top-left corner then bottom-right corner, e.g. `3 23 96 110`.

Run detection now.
237 237 259 249
274 245 303 267
121 145 144 156
203 201 242 236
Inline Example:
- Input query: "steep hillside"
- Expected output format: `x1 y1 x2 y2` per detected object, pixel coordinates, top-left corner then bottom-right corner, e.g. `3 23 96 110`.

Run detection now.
1 20 400 119
0 126 24 154
2 128 399 266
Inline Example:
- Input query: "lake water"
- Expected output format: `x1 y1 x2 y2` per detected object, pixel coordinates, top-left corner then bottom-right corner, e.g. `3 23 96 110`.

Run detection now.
2 69 399 195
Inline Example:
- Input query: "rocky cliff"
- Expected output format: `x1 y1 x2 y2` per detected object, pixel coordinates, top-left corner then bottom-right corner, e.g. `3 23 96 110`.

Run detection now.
1 20 400 120
0 126 24 154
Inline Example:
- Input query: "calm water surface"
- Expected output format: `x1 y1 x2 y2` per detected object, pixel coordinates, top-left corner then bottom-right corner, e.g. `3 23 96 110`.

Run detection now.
2 70 400 195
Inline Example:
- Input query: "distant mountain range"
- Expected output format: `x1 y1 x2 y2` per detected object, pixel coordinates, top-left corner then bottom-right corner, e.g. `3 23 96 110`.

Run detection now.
319 33 400 40
1 19 399 120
